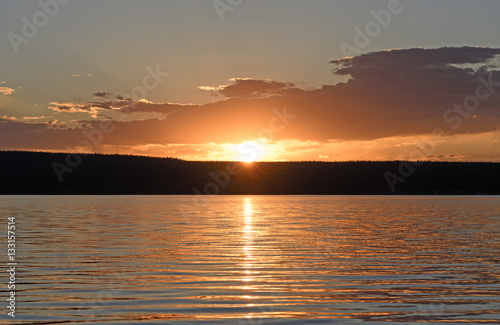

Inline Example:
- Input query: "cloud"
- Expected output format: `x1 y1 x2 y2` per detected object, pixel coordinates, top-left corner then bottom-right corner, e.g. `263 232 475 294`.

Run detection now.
23 116 46 122
48 98 134 117
71 73 91 78
93 92 112 99
200 78 300 98
49 102 91 112
0 116 16 121
49 96 180 117
46 94 175 124
0 87 15 95
332 46 500 69
306 46 500 140
49 102 110 119
330 46 500 95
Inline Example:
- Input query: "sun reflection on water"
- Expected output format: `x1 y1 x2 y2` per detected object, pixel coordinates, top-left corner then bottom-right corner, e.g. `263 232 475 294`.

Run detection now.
242 197 255 292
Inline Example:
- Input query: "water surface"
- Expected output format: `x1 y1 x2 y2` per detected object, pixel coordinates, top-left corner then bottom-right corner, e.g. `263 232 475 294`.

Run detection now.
1 195 499 324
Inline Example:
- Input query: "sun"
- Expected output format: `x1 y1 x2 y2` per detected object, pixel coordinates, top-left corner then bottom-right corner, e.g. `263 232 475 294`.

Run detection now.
235 140 267 163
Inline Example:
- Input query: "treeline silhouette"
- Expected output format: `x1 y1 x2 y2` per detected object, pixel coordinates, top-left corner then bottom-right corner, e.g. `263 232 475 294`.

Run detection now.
0 151 499 195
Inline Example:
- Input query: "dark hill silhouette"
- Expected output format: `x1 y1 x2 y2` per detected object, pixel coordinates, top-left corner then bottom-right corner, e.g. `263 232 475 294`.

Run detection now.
0 151 499 195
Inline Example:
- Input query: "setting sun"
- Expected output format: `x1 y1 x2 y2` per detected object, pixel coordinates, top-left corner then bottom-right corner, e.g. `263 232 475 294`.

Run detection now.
235 140 267 163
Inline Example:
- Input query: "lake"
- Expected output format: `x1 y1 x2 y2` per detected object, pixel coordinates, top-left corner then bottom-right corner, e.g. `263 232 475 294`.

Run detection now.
1 195 499 324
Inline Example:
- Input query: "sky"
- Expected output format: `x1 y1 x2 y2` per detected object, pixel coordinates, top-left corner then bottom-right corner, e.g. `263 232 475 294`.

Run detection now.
1 0 500 161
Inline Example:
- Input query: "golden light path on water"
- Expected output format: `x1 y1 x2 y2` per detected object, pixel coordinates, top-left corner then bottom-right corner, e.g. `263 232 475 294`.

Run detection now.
242 198 256 316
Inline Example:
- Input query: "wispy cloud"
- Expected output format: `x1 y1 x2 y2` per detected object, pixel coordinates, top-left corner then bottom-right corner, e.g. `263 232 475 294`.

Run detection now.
0 116 16 121
93 92 112 99
23 116 46 122
0 87 15 95
71 73 91 78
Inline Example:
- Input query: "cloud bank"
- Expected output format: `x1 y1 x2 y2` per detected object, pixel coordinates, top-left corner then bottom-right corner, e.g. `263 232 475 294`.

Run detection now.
2 46 500 161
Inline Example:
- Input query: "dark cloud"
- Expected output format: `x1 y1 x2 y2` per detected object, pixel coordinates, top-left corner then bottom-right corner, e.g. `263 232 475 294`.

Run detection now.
93 92 112 99
53 105 73 111
331 46 500 69
330 46 500 95
204 78 300 98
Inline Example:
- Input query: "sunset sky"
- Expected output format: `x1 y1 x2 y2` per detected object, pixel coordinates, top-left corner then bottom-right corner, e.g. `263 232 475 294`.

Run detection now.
1 0 500 161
